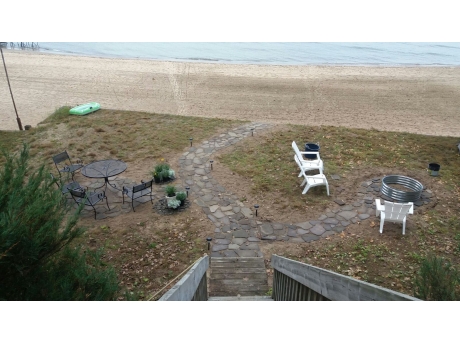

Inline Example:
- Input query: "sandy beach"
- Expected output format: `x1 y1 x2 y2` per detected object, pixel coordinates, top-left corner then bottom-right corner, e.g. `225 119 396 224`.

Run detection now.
1 50 459 136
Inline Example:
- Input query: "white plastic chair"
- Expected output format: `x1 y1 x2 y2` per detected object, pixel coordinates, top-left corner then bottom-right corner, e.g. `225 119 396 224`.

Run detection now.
291 141 324 175
375 199 414 235
295 155 329 195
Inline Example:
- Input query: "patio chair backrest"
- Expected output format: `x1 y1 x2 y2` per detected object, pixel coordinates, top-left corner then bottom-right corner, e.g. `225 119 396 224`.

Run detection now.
383 201 413 221
52 151 71 165
292 141 320 161
69 188 85 199
133 179 153 194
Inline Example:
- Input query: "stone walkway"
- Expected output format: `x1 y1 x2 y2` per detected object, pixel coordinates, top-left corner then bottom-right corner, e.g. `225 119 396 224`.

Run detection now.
176 123 434 258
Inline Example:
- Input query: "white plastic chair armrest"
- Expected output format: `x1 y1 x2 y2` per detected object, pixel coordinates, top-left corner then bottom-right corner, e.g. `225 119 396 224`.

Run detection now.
375 199 384 217
408 202 414 214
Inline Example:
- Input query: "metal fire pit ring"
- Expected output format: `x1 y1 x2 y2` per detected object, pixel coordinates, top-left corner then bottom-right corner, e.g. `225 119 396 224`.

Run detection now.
381 175 423 202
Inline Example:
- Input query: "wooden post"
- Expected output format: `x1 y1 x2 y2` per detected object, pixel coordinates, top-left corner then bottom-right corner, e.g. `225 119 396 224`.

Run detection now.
0 47 23 130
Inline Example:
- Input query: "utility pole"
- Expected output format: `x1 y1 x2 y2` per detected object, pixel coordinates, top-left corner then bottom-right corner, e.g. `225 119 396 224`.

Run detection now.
1 46 23 130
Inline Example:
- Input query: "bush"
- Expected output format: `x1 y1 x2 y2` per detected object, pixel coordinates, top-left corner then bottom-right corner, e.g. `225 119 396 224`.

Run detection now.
414 256 460 301
0 144 119 300
167 199 181 209
152 163 175 182
165 185 177 197
175 191 187 202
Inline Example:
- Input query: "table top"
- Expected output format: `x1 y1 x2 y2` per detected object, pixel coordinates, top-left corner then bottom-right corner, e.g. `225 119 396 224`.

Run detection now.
81 159 127 179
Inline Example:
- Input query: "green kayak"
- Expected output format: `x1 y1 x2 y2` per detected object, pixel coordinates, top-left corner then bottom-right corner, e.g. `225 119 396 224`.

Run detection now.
69 102 101 116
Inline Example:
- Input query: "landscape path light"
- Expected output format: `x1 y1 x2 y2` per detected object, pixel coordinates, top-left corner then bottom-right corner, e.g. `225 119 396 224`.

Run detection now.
254 204 259 217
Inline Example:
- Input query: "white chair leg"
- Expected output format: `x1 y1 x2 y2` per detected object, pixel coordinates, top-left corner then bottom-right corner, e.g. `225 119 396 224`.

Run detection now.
402 218 406 235
298 170 302 178
300 177 306 187
379 214 385 234
302 183 311 194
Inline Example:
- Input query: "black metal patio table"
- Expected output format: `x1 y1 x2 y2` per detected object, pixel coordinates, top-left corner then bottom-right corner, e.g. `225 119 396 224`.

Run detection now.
81 159 127 191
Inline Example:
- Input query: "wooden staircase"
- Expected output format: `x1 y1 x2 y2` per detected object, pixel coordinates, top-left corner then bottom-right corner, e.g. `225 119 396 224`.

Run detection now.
209 257 270 297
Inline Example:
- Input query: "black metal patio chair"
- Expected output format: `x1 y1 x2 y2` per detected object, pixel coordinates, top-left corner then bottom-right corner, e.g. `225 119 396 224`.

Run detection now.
52 151 84 181
69 189 110 219
122 179 154 212
50 172 84 197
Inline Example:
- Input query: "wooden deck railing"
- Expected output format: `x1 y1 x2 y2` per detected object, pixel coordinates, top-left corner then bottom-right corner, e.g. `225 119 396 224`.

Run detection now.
158 255 209 301
271 255 420 301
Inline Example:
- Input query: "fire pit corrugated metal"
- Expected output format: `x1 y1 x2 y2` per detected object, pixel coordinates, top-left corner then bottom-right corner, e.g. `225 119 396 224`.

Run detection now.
381 175 423 202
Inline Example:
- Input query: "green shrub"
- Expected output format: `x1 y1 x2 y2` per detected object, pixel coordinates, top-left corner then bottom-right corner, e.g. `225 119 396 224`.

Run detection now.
0 144 119 300
152 163 175 182
165 185 177 197
175 191 187 202
414 256 460 301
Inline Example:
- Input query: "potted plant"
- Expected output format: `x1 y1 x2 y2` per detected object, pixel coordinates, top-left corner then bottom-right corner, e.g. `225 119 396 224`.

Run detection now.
152 163 175 183
167 199 181 209
175 191 187 206
165 185 177 203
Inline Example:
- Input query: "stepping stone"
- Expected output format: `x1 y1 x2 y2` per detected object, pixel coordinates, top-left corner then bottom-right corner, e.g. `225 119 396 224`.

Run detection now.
233 230 249 238
212 244 228 252
310 224 326 236
326 212 336 218
358 214 370 220
341 205 353 211
332 225 346 233
273 223 284 230
213 210 225 219
296 222 313 230
221 225 231 232
290 237 305 243
353 202 362 207
337 210 358 220
287 228 298 237
247 237 261 242
232 238 246 245
239 243 260 250
318 215 327 221
261 235 277 240
302 234 320 243
361 181 372 187
297 228 310 235
215 239 231 245
322 231 336 238
331 175 341 180
341 221 351 227
334 199 346 206
209 205 219 213
324 218 339 224
228 244 240 250
222 250 238 257
221 205 233 212
260 223 274 235
241 207 253 218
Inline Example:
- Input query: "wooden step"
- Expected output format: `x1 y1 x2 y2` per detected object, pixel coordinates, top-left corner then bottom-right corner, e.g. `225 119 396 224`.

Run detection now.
209 257 269 297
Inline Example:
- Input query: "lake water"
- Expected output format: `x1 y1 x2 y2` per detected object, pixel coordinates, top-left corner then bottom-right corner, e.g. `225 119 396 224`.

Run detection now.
6 42 460 66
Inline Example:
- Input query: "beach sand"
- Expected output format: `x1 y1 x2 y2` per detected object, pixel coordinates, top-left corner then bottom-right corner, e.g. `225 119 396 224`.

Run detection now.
1 50 459 136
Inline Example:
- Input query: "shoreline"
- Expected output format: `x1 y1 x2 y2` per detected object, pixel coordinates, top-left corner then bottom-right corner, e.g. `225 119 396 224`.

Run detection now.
5 48 460 68
1 50 460 136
